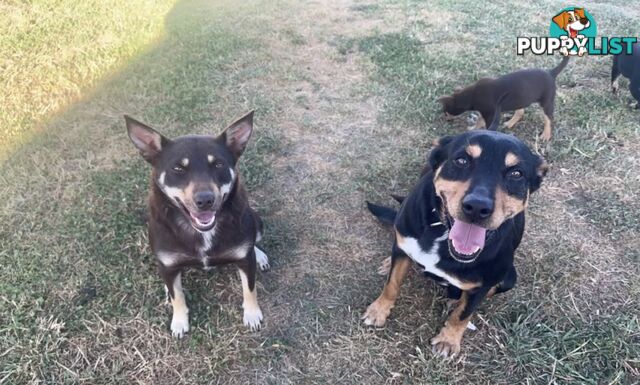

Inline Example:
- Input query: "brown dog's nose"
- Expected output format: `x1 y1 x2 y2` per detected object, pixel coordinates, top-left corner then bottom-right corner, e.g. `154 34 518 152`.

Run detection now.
194 191 215 210
462 193 494 222
580 17 589 25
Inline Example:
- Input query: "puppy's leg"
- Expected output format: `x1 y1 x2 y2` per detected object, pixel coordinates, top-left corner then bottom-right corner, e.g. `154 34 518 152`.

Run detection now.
159 266 189 338
481 110 497 130
363 249 411 327
503 109 525 129
540 96 555 141
238 249 263 331
254 246 270 271
611 57 621 93
431 287 489 358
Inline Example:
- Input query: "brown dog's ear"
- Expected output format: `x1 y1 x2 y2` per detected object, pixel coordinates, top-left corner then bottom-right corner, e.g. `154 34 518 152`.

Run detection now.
575 8 586 18
552 11 569 30
125 115 169 163
221 111 254 159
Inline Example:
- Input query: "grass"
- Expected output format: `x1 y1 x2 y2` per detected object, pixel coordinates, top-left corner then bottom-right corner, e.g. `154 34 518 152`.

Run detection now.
1 0 639 384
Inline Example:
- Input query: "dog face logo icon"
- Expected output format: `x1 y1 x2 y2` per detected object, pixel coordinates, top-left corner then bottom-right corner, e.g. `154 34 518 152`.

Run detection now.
549 7 596 56
552 8 590 39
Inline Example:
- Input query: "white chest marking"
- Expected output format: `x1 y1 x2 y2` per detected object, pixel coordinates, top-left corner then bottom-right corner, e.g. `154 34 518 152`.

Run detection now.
397 233 467 289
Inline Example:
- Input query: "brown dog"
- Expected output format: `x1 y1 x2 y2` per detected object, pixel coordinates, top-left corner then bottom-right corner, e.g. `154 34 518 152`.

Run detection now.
439 57 569 141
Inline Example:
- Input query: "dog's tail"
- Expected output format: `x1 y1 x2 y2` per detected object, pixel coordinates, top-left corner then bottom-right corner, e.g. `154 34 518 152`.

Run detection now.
366 201 398 226
549 56 570 78
487 92 509 130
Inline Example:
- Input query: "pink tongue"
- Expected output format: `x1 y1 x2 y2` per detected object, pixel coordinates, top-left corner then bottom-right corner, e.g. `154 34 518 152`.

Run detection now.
193 211 215 223
449 219 486 255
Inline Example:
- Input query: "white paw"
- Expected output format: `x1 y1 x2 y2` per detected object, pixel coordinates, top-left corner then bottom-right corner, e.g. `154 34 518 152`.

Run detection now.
255 247 270 271
170 312 189 338
243 306 263 331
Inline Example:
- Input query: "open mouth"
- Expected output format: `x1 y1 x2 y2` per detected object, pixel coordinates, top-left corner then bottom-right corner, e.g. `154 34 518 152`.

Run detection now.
568 27 578 38
441 204 494 263
177 199 216 232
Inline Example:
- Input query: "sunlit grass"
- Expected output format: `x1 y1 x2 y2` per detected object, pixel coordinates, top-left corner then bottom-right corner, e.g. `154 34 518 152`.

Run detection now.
0 0 177 159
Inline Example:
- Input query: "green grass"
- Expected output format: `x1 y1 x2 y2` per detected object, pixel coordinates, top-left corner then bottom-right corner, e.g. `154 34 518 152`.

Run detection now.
1 0 639 384
0 0 178 160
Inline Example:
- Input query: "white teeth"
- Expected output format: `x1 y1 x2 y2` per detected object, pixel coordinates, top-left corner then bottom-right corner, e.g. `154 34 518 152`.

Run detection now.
451 239 480 256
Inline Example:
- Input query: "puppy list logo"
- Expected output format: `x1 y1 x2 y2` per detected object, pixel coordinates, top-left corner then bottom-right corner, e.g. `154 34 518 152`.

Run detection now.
517 7 637 56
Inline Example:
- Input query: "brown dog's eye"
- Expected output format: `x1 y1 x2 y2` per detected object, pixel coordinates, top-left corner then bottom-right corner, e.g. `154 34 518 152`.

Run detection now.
454 157 468 167
214 161 224 168
172 165 185 173
508 169 523 179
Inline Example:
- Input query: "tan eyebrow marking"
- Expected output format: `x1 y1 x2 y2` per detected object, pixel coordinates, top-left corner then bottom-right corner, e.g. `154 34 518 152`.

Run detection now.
181 158 189 167
207 155 214 163
505 152 519 167
466 144 482 158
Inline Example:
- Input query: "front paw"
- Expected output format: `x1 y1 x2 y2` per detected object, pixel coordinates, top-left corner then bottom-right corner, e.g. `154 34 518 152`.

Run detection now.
362 299 391 327
171 312 190 338
430 329 462 358
254 247 270 271
243 306 263 331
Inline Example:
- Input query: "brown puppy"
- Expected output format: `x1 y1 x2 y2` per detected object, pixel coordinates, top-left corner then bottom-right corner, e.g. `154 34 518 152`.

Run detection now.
440 57 570 141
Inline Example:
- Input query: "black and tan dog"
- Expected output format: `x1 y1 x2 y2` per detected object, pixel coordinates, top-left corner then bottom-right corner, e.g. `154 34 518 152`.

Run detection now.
612 43 640 108
439 56 569 141
126 111 269 337
363 130 547 357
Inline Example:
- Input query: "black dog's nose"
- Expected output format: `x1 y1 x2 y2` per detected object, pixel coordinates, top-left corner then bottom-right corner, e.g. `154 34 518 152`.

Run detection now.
462 193 494 222
580 17 589 25
194 191 215 209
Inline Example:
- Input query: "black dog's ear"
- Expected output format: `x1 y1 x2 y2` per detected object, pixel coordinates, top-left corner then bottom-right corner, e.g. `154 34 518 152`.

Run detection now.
530 156 548 193
125 115 169 163
427 135 455 171
220 111 254 159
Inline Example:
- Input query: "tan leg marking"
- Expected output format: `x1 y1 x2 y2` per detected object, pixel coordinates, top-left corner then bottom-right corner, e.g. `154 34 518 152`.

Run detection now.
503 109 525 129
431 292 471 358
541 113 552 141
238 268 263 331
362 257 411 327
170 272 189 338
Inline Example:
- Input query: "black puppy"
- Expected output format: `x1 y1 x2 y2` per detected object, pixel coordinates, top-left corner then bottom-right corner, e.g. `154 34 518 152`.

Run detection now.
440 57 569 141
126 111 269 338
363 130 547 357
611 43 640 108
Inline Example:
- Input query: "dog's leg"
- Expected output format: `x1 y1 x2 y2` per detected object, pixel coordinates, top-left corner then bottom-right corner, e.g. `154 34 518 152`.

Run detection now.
254 246 270 271
431 287 489 358
611 57 621 93
159 266 189 338
503 109 525 129
362 251 411 327
540 96 555 141
486 265 517 300
238 249 263 331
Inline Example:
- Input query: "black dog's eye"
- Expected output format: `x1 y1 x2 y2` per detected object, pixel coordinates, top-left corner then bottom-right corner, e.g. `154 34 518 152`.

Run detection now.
214 160 224 169
453 156 469 167
172 165 185 173
507 169 523 179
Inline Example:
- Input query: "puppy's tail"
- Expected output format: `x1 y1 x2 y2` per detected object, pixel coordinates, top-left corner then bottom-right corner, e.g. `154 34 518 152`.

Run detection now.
549 56 570 78
366 201 397 226
487 92 509 130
